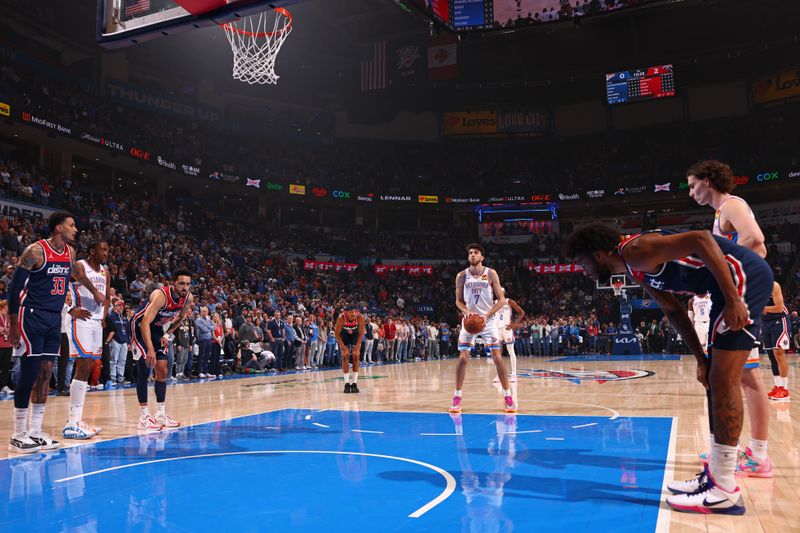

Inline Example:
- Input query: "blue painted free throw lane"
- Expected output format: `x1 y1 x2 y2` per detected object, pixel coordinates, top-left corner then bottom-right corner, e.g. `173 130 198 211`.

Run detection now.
550 353 683 362
0 410 673 532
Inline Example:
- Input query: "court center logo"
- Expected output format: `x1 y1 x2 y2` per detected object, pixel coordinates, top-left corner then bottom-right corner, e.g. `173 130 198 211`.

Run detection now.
522 368 654 384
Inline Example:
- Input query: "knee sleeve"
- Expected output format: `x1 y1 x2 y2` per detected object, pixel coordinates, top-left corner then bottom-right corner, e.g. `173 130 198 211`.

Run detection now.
13 356 42 409
154 380 167 403
136 358 149 404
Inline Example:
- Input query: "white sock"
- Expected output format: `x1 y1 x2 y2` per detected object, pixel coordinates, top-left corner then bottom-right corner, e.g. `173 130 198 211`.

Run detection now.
157 403 166 416
14 407 28 435
709 442 738 492
352 372 358 384
68 379 88 425
749 438 768 461
503 389 512 397
344 373 350 384
29 403 46 433
781 376 789 389
454 389 462 397
709 433 715 454
507 344 517 375
139 406 149 417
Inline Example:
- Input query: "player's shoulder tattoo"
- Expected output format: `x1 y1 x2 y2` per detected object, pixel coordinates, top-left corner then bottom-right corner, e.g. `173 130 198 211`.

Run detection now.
17 242 44 270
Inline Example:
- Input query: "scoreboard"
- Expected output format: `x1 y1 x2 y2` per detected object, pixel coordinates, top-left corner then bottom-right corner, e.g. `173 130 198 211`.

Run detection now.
451 0 492 29
606 65 675 105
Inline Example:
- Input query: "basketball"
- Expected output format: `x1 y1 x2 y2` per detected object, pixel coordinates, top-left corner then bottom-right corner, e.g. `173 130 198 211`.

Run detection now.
463 314 485 334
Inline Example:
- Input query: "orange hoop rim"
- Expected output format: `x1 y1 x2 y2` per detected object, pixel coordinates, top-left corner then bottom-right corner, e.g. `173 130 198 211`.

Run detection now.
220 7 292 37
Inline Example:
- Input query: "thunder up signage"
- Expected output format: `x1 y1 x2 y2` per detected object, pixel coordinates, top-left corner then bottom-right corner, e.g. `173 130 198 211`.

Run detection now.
106 79 221 122
0 196 58 219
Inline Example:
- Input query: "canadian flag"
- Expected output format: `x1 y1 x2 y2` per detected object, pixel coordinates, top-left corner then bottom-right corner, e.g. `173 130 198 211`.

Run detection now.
427 35 457 81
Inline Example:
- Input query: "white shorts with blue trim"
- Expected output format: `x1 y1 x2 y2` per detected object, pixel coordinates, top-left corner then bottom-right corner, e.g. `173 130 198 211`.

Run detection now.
458 317 500 352
67 317 103 359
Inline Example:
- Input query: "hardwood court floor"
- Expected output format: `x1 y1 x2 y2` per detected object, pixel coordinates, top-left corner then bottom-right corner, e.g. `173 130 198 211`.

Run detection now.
0 353 797 532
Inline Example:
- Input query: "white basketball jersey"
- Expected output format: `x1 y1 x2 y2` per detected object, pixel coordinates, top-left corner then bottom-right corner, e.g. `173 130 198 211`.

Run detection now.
497 302 512 326
70 259 107 320
463 267 495 316
692 296 712 324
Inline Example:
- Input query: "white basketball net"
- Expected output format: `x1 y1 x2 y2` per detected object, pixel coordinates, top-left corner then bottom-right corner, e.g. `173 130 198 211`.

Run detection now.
222 8 292 85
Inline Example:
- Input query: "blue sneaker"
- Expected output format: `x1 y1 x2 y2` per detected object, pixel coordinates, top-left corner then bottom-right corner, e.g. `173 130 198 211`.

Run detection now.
104 380 115 390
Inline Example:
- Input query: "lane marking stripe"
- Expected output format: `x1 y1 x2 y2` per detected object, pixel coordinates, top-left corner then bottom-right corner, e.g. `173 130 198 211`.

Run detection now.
53 450 456 518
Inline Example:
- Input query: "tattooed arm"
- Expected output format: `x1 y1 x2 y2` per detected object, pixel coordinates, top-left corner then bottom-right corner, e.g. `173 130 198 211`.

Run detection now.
7 243 44 347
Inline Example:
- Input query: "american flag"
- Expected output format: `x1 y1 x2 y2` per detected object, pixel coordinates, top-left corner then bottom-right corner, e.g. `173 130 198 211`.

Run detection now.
361 42 387 91
125 0 150 17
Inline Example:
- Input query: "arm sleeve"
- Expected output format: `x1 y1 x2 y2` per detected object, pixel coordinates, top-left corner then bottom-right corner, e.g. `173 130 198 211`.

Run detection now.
8 267 31 315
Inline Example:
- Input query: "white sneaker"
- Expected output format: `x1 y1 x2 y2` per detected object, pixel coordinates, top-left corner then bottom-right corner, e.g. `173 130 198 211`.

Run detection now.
155 412 181 428
1 386 12 394
176 373 184 379
666 474 745 515
9 432 42 454
198 373 207 378
137 414 162 432
667 469 708 495
63 421 97 440
28 430 61 450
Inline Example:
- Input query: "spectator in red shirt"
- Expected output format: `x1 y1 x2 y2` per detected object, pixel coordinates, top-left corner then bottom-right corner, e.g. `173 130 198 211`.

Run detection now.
587 323 599 353
383 318 397 361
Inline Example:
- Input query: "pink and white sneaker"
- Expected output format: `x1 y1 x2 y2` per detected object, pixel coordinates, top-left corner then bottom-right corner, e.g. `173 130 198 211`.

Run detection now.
449 396 462 413
137 414 162 432
666 468 745 515
504 395 517 413
736 447 773 478
155 413 181 428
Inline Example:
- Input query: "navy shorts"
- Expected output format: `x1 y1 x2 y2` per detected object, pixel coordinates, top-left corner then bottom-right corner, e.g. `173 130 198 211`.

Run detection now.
13 306 61 359
708 258 773 354
131 323 169 361
762 315 790 350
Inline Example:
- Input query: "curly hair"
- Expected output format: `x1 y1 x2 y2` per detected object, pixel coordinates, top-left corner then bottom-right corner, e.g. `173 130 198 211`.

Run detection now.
686 160 735 193
466 242 485 255
562 224 621 259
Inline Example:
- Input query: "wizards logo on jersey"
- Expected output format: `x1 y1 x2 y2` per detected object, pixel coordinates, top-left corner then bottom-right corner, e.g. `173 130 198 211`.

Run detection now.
522 368 654 384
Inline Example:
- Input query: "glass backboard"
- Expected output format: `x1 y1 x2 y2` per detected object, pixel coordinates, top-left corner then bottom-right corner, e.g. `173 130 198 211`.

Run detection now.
97 0 297 48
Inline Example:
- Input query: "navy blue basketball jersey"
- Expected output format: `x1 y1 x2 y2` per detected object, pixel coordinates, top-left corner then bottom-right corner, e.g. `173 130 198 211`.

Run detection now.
132 287 188 340
763 291 789 321
618 230 762 298
21 239 72 312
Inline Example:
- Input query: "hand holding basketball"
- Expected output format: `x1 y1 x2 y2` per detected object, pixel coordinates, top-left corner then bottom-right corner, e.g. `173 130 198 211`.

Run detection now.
463 314 485 334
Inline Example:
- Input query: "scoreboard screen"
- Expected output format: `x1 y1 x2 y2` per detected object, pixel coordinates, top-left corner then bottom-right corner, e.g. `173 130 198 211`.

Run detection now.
451 0 491 29
605 64 676 105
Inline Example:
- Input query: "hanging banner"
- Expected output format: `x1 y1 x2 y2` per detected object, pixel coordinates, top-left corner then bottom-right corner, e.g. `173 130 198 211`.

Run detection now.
303 260 358 272
374 265 434 276
528 263 584 274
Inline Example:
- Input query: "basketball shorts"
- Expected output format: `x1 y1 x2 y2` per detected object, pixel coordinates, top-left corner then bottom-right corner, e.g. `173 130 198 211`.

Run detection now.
67 317 103 359
498 324 515 345
693 321 709 350
708 256 773 368
458 316 500 352
131 321 168 361
339 332 358 348
762 316 790 350
13 306 61 359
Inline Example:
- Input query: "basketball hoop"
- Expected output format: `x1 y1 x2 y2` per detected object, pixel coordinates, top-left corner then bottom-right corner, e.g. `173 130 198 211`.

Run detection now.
611 279 624 297
220 7 292 85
